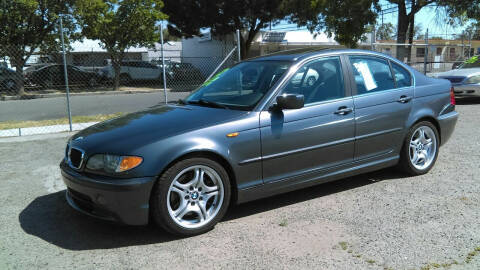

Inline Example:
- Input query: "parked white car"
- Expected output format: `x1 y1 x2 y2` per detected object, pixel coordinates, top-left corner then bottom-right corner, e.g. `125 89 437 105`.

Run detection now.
100 60 163 83
434 55 480 97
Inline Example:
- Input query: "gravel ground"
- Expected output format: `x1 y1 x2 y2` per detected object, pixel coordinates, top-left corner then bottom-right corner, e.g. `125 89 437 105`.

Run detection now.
1 99 479 270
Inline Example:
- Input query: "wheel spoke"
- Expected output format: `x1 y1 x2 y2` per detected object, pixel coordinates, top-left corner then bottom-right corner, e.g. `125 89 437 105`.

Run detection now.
419 128 426 142
195 203 207 222
170 185 186 196
411 151 419 165
172 180 188 191
417 152 426 164
188 168 203 187
425 141 433 152
174 200 190 219
197 171 218 193
203 190 219 202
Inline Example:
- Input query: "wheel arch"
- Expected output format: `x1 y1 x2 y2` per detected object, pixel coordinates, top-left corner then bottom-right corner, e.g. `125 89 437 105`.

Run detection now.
408 116 442 144
153 150 239 204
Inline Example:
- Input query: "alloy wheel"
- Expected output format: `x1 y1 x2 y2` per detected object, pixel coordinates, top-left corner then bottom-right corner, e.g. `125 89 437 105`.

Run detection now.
166 165 224 229
409 125 437 170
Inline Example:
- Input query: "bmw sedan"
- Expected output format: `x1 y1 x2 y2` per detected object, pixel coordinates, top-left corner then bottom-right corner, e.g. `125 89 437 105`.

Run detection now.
61 49 458 236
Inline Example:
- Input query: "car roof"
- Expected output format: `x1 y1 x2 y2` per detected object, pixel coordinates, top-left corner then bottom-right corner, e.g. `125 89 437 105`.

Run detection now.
246 48 393 62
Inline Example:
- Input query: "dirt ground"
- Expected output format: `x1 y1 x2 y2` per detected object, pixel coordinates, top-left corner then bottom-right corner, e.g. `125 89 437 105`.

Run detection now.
0 99 479 270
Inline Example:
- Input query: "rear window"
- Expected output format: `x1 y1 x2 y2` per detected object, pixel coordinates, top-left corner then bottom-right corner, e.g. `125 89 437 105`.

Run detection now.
391 62 412 88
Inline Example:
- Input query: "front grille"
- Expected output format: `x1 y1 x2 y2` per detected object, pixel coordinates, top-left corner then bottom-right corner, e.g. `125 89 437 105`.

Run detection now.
68 147 84 169
440 76 465 83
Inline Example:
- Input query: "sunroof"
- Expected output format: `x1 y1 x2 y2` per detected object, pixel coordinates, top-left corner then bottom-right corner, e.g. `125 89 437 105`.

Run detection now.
262 32 286 43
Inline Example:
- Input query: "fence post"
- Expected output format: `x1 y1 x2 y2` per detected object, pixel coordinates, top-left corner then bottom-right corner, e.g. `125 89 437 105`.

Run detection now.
424 28 428 75
60 16 72 132
160 23 168 104
236 29 241 62
371 26 375 51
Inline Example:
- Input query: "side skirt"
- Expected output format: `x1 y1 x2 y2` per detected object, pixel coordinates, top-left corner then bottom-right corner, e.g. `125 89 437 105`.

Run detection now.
236 155 399 204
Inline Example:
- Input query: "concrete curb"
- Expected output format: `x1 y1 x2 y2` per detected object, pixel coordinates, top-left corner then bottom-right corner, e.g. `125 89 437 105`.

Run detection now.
0 89 170 101
0 122 97 138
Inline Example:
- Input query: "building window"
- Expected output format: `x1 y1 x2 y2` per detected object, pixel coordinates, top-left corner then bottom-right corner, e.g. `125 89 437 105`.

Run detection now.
436 47 442 55
449 48 456 59
416 48 426 57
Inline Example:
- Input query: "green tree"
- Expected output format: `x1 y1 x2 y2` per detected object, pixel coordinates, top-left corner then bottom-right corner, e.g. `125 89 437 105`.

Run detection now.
387 0 476 61
163 0 290 59
287 0 380 48
376 23 396 40
465 22 480 40
0 0 76 95
76 0 167 90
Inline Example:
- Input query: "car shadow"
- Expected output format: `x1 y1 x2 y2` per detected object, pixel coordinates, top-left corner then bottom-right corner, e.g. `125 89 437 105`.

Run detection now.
455 96 480 105
19 168 407 250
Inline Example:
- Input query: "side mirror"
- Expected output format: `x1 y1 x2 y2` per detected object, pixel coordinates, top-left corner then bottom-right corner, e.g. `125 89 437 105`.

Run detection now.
275 94 304 110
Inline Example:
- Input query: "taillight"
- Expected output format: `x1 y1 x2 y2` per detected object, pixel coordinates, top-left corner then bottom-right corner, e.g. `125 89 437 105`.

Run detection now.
450 87 456 105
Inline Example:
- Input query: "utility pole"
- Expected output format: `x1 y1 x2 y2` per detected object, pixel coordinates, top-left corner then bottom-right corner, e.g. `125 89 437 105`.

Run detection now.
60 16 72 131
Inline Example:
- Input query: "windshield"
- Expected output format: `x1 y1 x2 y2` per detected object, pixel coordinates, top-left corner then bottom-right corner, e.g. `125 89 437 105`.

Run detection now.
458 55 480 69
185 61 291 110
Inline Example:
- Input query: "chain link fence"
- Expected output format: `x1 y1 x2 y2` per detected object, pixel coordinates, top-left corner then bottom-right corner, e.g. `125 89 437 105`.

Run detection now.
0 33 239 137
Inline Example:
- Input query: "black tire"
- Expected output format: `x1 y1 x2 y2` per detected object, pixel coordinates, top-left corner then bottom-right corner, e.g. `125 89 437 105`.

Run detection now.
151 157 231 236
119 73 131 85
397 121 439 175
87 77 97 88
2 79 16 91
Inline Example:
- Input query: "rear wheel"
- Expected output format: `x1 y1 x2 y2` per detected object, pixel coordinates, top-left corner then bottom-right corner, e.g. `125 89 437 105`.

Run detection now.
151 157 231 236
87 77 97 88
2 79 16 92
120 73 131 85
398 121 439 175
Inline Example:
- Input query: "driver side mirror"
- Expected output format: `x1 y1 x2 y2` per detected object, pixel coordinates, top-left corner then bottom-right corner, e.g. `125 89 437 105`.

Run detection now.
274 94 304 110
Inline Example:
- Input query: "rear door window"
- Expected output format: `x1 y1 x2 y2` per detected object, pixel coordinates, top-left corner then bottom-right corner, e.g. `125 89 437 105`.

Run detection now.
391 62 412 88
349 56 395 94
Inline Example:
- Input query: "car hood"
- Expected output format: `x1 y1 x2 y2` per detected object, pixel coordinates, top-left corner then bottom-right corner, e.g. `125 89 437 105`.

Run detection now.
70 104 249 154
435 68 480 78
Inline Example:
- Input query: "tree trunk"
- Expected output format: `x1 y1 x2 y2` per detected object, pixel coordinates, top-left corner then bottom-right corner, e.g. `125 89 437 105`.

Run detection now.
395 0 409 62
12 53 26 96
109 51 124 91
407 15 415 64
112 59 121 91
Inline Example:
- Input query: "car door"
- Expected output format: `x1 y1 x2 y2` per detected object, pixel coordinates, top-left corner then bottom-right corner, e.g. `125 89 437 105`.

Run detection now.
347 55 414 160
260 56 355 183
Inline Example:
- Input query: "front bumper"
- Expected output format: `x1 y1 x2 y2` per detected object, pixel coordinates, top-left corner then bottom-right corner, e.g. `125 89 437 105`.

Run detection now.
60 161 156 225
453 84 480 97
438 111 458 146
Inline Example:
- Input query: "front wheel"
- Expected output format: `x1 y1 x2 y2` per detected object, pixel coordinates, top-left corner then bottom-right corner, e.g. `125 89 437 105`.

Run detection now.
398 121 439 175
151 157 231 236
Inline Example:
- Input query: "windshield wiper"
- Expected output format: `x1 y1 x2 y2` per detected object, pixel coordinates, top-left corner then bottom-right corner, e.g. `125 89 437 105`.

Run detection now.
187 99 229 109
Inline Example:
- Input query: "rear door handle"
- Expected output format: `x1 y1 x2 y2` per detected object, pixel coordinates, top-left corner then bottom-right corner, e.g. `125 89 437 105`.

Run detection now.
334 106 353 115
397 95 412 103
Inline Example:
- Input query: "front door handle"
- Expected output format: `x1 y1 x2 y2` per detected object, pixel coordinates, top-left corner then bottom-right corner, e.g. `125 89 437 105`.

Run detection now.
397 95 412 103
334 106 353 115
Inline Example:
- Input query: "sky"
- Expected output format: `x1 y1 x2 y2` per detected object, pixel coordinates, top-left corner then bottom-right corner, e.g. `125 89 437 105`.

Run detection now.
269 0 473 39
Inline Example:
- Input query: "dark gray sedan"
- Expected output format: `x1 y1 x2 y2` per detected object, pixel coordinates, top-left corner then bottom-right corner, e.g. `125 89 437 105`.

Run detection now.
61 49 458 236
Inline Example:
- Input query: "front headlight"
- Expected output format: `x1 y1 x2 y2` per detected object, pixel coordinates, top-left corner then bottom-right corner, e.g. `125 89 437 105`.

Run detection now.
86 154 143 173
465 75 480 84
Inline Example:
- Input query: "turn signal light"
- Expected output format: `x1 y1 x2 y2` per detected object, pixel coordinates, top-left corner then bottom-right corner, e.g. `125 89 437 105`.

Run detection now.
119 156 143 172
226 132 239 138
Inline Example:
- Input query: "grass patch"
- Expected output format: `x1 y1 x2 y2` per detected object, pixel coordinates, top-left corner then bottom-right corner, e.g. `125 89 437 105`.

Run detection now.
366 259 376 264
278 219 288 227
0 113 123 130
339 241 349 250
